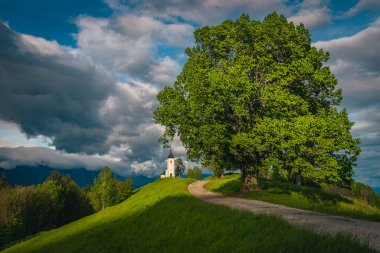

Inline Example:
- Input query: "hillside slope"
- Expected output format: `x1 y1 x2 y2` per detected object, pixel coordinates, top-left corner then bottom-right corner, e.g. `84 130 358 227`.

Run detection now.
2 179 376 253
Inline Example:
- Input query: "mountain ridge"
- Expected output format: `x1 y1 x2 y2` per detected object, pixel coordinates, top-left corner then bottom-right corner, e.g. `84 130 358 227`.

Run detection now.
0 165 157 189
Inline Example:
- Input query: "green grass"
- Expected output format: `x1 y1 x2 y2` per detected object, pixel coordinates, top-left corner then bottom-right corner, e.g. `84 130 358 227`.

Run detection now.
205 174 380 221
2 178 377 253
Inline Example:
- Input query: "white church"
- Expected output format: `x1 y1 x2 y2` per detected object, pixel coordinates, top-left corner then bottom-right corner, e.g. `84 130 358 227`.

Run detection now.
160 148 177 178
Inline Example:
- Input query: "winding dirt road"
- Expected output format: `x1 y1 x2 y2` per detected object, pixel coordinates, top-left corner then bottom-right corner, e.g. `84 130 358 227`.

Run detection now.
188 180 380 251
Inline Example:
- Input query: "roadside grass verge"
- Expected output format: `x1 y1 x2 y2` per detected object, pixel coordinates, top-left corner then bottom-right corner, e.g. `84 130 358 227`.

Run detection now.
2 178 376 253
205 174 380 221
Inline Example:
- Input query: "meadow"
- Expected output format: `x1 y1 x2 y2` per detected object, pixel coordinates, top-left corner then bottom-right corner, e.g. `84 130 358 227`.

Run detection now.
2 178 376 253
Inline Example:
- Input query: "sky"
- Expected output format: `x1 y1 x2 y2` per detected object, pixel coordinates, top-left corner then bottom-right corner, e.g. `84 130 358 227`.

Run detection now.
0 0 379 186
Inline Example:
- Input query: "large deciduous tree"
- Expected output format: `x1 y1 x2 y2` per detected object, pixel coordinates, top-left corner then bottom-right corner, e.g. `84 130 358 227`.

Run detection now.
154 13 360 191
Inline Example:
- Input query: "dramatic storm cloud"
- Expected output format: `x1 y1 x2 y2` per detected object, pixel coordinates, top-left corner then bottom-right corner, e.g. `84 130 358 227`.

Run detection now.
0 22 113 154
0 21 174 175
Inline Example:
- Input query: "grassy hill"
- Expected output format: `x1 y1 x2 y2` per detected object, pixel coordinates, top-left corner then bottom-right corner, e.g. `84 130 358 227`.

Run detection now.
205 174 380 221
2 178 376 253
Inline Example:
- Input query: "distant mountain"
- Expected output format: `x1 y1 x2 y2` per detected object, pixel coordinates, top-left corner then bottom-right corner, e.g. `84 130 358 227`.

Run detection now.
0 166 157 189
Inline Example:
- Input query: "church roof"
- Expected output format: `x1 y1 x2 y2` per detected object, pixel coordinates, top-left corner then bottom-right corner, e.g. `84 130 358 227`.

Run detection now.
167 148 174 158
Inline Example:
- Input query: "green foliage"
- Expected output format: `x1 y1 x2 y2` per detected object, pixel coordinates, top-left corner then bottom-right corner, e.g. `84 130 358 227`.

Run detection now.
193 166 202 180
0 172 93 248
187 168 194 178
0 168 134 247
205 174 380 221
0 175 9 190
0 186 34 246
154 13 360 187
351 181 380 207
89 167 117 211
175 158 185 177
88 167 133 211
186 167 202 179
205 174 243 195
33 172 94 229
115 178 133 204
2 179 376 253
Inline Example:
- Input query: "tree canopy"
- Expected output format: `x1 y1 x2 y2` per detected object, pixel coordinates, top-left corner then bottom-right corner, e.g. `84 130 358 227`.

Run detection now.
88 167 133 211
154 13 360 190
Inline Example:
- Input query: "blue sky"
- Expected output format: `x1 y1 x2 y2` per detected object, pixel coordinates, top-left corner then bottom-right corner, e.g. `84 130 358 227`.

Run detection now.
0 0 379 186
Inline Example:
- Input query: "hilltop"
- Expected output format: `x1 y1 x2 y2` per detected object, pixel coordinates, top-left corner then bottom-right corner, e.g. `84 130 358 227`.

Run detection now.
2 178 376 253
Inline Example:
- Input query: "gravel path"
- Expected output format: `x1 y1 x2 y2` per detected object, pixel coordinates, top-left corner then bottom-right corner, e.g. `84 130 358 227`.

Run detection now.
188 180 380 251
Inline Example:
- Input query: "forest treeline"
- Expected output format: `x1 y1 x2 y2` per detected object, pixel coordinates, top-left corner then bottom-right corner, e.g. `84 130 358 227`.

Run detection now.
0 166 132 248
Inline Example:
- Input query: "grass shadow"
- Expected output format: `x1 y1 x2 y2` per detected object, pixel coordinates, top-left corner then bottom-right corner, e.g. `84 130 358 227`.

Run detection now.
4 195 376 253
260 180 354 205
213 178 243 195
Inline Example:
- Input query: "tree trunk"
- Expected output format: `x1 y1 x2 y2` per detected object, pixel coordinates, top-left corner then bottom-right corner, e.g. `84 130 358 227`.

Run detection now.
295 175 302 186
240 168 260 192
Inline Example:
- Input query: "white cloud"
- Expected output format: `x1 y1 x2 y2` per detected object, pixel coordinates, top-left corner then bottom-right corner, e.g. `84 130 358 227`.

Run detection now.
288 0 331 28
288 7 330 28
0 146 162 177
20 34 66 56
313 18 380 110
345 0 380 17
0 147 115 171
104 0 290 25
75 14 192 81
131 160 157 174
314 19 380 72
76 15 154 77
149 57 181 86
116 14 162 39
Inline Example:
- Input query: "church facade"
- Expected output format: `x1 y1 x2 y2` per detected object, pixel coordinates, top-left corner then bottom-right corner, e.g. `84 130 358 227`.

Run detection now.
160 148 176 178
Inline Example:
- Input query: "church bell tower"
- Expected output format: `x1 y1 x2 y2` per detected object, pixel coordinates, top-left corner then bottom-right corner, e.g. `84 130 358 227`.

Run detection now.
166 148 175 177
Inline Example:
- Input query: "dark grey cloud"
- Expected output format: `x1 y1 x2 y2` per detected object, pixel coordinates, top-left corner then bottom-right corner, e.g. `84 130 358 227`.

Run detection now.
0 22 175 176
0 23 114 154
100 81 164 163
